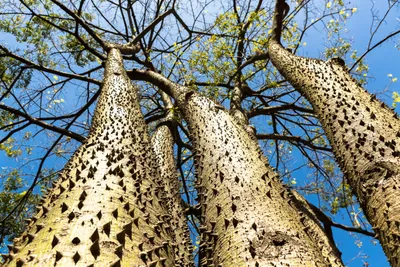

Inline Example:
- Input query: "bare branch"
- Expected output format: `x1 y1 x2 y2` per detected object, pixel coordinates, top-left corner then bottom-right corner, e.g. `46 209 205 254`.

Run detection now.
256 133 331 152
0 45 101 85
0 104 85 142
248 104 313 118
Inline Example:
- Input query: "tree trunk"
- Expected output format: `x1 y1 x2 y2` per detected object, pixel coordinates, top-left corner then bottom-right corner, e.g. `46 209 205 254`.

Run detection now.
181 92 343 266
269 38 400 266
151 98 194 266
130 69 344 266
4 48 176 266
231 82 344 266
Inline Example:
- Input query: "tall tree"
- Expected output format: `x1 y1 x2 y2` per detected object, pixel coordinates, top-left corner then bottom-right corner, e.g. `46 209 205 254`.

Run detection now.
0 0 395 265
3 48 180 266
268 0 400 265
151 92 194 266
130 69 343 266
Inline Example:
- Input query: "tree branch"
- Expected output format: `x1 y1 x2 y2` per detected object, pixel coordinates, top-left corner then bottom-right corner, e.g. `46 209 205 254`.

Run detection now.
0 45 101 85
132 9 174 44
349 29 400 72
270 0 288 44
256 133 331 152
51 0 107 49
306 201 375 238
248 104 313 118
0 104 85 142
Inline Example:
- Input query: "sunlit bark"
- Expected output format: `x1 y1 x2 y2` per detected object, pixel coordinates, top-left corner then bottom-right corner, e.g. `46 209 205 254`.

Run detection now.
4 49 176 266
269 2 400 262
130 69 344 266
151 96 194 266
231 82 344 266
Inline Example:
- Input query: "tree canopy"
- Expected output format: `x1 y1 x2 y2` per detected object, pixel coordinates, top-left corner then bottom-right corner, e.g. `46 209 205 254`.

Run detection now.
1 0 399 265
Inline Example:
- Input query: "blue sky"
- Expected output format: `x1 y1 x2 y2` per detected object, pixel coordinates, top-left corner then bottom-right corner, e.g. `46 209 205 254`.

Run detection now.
0 0 399 266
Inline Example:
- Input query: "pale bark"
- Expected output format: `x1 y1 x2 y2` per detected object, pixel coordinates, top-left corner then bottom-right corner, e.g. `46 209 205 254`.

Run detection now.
130 69 344 266
269 2 400 264
151 95 194 266
4 49 175 266
231 83 344 266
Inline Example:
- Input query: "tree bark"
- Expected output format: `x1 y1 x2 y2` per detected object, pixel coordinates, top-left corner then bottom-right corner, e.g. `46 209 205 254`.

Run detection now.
130 69 344 266
4 49 176 266
231 82 344 266
151 95 194 266
181 92 343 266
269 31 400 266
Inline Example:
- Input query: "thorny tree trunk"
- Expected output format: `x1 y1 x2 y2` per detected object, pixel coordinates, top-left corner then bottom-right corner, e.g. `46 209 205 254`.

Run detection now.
180 92 343 266
151 93 194 266
230 82 344 266
131 69 343 266
269 35 400 265
4 49 176 266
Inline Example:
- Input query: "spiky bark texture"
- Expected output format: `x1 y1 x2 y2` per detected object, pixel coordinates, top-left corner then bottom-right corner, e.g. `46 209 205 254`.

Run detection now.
230 82 343 266
178 91 343 266
4 49 176 266
129 69 345 265
152 117 194 266
288 190 342 262
269 39 400 266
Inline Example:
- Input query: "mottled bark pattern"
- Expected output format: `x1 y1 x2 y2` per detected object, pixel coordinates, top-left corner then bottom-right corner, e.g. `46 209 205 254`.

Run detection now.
269 40 400 266
152 121 194 266
231 83 343 266
288 190 342 263
178 92 342 266
4 49 175 266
